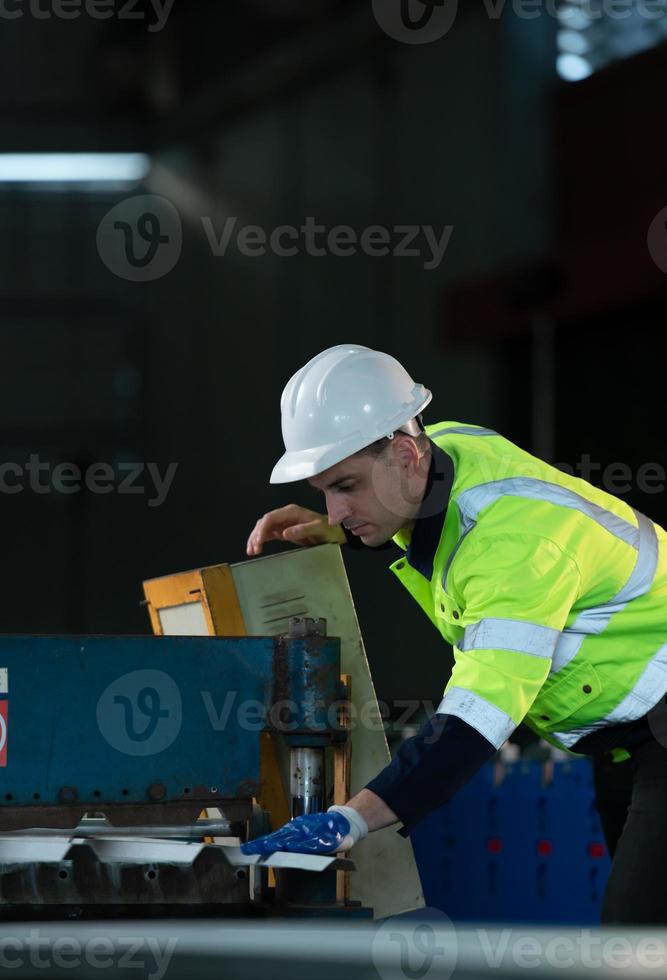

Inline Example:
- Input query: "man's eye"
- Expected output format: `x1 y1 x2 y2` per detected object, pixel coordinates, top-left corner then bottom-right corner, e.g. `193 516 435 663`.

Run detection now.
338 484 354 492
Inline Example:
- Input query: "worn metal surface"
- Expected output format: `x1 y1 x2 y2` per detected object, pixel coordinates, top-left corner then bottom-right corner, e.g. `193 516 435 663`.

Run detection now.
0 840 251 906
0 833 355 907
270 631 343 742
0 630 360 914
0 801 250 832
287 617 327 638
290 747 325 816
0 635 275 813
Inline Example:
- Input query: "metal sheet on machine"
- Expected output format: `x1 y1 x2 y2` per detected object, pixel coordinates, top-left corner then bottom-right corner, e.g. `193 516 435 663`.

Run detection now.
83 838 206 866
0 834 355 874
223 845 355 873
0 837 72 864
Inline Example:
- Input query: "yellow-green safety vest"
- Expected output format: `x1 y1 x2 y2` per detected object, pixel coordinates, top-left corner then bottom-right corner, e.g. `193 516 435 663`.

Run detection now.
390 422 667 754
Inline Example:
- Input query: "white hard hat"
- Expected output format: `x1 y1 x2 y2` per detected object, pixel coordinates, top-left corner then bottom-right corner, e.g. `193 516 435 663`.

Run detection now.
270 344 432 484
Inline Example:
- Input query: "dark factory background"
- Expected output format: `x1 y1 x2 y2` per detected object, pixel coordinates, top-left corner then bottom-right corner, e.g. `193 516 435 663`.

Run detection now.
1 0 666 722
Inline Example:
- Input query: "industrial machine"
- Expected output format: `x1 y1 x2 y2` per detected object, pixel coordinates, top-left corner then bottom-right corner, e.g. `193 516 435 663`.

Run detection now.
0 543 425 921
142 544 425 920
0 538 617 932
0 619 364 918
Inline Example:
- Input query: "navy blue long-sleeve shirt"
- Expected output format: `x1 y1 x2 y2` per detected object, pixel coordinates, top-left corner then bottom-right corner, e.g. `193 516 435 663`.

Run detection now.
365 713 497 834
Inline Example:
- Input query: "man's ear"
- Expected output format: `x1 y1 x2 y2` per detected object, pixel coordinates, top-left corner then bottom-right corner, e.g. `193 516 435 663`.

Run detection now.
393 435 420 472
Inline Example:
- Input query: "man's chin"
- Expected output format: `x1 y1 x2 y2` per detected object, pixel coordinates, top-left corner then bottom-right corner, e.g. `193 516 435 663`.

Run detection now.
357 525 390 546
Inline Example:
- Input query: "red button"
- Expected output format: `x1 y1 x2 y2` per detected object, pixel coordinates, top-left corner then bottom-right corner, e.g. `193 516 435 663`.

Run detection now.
536 840 552 856
588 842 606 859
487 837 502 854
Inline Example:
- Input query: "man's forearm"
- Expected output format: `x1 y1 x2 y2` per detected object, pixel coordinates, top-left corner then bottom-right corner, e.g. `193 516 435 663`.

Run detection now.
362 713 497 836
344 787 398 832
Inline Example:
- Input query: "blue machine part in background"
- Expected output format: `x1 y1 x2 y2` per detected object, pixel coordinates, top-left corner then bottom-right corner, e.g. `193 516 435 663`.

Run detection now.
0 635 278 807
411 759 611 925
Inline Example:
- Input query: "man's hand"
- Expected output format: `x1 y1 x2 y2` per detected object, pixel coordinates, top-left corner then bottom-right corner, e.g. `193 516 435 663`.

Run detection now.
246 505 346 556
241 806 368 856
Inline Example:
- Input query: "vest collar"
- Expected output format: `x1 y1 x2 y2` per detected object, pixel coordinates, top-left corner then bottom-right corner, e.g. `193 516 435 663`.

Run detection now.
405 440 454 581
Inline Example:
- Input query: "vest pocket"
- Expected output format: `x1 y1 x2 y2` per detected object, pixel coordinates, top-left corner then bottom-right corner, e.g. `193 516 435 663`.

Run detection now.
532 660 602 727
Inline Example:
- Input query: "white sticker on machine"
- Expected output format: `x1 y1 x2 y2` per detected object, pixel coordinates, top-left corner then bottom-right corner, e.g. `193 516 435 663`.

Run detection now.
0 668 7 695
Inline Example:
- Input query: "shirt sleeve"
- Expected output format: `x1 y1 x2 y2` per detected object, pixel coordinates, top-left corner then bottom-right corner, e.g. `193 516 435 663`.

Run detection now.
438 531 582 748
365 713 496 834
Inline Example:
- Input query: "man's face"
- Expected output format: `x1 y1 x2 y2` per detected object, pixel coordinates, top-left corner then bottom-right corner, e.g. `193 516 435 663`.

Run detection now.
308 439 426 546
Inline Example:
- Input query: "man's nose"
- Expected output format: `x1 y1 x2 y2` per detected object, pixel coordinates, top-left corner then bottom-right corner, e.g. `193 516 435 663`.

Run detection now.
326 496 351 527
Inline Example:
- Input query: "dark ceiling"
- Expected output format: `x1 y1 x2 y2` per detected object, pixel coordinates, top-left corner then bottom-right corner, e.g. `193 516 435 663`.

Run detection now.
0 0 379 153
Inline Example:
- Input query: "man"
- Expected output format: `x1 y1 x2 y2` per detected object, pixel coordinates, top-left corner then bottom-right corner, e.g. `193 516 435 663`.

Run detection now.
242 343 667 925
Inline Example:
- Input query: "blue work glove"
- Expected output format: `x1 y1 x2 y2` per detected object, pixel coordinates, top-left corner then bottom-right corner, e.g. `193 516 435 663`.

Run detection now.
241 804 368 856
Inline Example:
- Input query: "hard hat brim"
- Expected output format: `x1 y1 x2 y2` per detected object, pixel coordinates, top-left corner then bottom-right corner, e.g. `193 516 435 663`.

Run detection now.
269 391 432 484
269 440 362 484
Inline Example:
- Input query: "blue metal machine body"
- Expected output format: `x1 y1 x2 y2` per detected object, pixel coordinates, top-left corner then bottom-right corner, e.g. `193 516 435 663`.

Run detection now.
0 631 367 917
0 634 337 811
412 759 611 925
271 632 344 748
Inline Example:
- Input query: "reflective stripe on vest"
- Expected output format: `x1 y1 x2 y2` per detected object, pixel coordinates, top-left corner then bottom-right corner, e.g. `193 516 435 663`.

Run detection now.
461 618 559 660
430 425 499 438
551 509 659 674
454 478 640 553
437 686 516 748
442 476 659 676
440 477 625 591
553 641 667 749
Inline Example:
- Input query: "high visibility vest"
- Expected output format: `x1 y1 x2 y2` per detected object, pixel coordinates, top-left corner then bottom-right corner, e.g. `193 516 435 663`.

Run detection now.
390 422 667 753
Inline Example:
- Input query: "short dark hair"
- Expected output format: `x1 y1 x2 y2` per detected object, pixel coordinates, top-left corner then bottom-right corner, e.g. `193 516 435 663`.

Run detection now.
356 431 429 460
